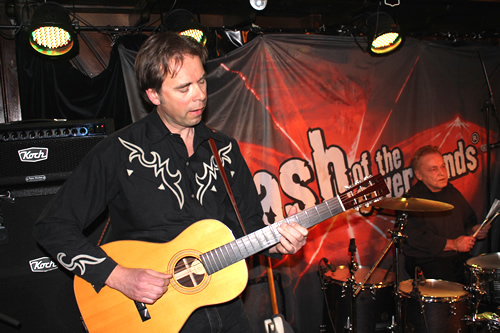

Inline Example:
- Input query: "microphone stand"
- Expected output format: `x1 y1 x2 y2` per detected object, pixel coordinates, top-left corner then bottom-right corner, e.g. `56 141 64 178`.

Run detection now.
347 238 358 332
410 268 428 333
478 52 500 243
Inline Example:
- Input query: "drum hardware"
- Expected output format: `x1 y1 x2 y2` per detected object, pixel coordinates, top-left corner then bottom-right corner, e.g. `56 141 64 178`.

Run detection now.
465 253 500 332
408 266 429 332
321 265 396 332
464 311 500 332
321 196 462 332
347 238 359 332
399 279 469 333
370 196 454 332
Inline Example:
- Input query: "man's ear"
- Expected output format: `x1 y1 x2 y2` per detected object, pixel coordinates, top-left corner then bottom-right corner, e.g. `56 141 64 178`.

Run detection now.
414 169 423 181
145 88 161 106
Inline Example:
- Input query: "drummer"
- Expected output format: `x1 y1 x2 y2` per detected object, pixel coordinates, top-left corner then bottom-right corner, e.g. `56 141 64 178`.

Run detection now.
402 145 491 284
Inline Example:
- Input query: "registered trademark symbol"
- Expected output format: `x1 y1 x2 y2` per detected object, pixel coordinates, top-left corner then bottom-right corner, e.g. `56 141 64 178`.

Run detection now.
471 132 480 144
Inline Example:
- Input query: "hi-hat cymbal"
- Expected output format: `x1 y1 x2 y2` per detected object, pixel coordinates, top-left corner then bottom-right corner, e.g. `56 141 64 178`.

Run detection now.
374 197 454 211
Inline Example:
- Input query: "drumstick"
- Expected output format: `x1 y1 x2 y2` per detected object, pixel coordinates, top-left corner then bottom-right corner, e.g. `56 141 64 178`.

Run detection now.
472 211 499 238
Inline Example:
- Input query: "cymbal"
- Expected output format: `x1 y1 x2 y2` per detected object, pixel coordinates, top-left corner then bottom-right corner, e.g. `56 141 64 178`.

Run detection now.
374 197 454 212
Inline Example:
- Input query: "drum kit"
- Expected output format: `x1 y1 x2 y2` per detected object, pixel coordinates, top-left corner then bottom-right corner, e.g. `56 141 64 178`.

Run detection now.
320 197 500 333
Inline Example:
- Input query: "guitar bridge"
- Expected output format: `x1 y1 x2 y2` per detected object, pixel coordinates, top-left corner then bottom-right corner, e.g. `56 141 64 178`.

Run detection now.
134 301 151 322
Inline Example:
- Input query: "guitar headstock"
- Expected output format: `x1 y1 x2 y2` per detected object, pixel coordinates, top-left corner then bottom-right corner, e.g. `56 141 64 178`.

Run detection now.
341 174 389 211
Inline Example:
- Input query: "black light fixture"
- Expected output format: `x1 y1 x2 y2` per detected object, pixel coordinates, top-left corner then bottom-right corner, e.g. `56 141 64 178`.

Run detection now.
27 2 76 57
163 9 207 46
366 11 403 55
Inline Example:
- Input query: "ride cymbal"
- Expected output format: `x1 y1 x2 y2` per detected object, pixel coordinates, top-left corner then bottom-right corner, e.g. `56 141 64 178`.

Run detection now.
374 197 454 211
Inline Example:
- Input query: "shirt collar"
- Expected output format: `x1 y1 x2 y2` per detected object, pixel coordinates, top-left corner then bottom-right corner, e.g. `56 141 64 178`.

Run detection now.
145 108 225 145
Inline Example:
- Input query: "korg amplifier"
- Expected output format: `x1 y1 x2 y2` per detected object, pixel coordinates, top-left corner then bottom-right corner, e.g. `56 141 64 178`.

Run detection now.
0 118 114 188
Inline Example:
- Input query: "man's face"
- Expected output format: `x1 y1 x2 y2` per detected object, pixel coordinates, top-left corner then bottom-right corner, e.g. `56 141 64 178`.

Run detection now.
414 152 449 192
146 54 207 133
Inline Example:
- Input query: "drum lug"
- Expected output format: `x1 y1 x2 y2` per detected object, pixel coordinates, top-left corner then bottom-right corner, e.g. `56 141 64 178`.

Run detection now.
370 286 377 300
449 302 457 316
341 284 347 298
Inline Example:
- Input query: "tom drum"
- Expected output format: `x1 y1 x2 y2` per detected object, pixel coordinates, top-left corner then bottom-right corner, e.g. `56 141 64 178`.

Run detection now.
399 279 469 333
466 252 500 307
324 265 395 332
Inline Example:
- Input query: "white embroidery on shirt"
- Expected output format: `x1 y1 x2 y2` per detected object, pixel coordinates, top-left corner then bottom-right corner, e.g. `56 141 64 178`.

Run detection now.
119 137 184 209
195 142 233 205
57 253 106 276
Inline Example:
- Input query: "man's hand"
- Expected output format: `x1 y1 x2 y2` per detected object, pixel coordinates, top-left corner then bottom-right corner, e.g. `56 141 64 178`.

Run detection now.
105 265 172 304
445 235 476 252
472 223 491 240
269 206 309 255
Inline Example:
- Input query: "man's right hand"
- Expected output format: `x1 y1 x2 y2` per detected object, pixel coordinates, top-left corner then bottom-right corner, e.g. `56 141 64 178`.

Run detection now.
451 235 476 252
105 265 172 304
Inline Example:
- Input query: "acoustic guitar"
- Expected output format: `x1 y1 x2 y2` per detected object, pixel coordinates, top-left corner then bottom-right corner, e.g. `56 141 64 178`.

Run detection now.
74 174 389 332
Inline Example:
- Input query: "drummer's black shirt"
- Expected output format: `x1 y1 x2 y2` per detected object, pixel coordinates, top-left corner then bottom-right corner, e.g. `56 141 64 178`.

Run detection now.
402 180 477 258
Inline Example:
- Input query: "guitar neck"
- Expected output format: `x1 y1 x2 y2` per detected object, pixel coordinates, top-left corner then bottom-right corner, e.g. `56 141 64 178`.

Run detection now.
200 173 388 276
201 196 344 275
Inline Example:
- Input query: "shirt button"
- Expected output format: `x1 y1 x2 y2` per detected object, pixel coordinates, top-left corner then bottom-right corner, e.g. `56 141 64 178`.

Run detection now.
186 161 190 166
191 194 195 199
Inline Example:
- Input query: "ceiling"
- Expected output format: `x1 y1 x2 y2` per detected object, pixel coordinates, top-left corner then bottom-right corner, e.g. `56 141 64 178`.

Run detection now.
6 0 500 39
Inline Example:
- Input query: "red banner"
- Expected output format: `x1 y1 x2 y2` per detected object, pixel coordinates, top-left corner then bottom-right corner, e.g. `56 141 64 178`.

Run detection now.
204 34 500 331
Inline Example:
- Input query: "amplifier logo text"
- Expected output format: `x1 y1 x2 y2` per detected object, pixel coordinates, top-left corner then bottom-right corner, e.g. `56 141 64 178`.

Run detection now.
29 257 59 273
18 147 48 162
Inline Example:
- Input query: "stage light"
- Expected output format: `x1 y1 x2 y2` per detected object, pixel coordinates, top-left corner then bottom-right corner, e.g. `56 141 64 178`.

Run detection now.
164 9 207 46
27 2 76 57
366 11 403 55
250 0 267 10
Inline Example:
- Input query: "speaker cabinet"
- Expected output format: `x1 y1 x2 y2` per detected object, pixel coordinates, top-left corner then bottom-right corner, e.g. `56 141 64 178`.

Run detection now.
0 192 85 332
0 119 113 332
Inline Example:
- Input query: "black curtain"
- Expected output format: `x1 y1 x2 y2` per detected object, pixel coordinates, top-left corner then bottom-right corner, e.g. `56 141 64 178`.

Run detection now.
15 30 148 130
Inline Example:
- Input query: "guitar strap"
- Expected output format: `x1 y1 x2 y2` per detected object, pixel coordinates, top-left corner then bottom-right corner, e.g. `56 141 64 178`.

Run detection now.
96 216 111 246
209 138 286 324
208 137 247 236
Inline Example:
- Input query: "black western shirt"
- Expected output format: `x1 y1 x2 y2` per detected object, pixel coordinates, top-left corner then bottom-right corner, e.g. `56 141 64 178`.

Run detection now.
34 110 266 291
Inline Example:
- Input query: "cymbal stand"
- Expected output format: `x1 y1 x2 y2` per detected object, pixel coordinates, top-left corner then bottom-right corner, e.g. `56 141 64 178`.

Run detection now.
464 267 486 333
352 212 408 333
391 212 411 333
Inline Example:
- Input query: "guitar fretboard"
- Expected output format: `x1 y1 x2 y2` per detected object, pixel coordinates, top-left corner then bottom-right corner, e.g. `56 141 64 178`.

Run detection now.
200 196 344 275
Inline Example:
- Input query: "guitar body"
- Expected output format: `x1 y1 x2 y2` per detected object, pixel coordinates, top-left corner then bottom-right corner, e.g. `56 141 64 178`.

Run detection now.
74 219 248 332
73 174 389 332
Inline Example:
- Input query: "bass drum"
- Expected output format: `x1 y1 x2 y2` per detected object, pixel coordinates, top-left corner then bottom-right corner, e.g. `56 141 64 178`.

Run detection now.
323 265 395 332
466 252 500 307
399 279 469 333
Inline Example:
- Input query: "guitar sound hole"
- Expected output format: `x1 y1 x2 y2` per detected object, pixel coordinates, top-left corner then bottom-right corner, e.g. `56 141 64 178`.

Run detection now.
174 256 206 288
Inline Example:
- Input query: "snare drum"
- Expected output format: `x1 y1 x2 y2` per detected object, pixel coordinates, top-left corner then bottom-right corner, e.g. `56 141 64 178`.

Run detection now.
399 279 469 333
466 252 500 306
323 266 395 332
